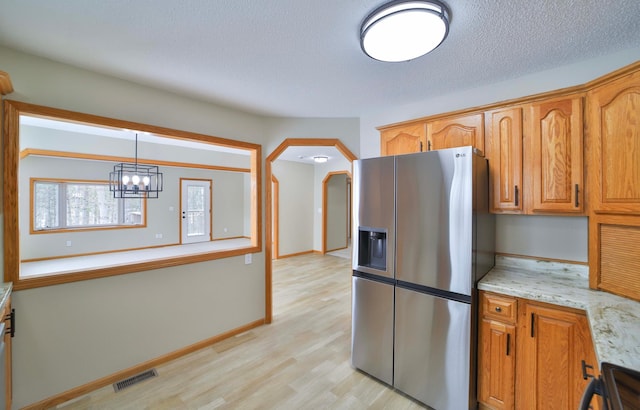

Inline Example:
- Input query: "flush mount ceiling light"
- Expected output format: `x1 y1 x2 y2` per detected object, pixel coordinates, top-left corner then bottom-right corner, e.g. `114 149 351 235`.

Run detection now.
109 133 163 198
360 0 450 62
313 155 329 163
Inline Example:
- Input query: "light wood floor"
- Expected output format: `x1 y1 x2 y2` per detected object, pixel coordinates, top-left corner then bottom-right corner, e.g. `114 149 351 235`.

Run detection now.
53 253 425 409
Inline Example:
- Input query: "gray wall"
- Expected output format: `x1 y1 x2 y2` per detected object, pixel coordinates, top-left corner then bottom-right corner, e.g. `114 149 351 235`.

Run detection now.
1 45 361 408
326 173 348 252
20 156 247 259
313 156 352 251
1 46 269 408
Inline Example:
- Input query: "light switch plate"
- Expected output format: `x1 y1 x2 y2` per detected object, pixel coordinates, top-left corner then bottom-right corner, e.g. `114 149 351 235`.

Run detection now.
244 253 252 264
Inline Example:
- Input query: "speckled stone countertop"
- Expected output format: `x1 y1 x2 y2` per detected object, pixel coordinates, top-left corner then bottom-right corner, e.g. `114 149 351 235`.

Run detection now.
0 282 11 311
478 256 640 372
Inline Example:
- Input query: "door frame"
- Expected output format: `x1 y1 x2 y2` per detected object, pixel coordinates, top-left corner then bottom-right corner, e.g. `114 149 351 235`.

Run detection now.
271 175 279 260
265 138 357 324
322 171 352 254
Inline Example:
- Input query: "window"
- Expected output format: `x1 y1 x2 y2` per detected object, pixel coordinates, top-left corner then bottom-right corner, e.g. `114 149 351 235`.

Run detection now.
32 179 145 232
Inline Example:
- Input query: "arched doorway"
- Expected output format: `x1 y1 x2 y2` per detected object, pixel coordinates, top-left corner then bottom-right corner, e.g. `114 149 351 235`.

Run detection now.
265 138 357 323
322 171 352 254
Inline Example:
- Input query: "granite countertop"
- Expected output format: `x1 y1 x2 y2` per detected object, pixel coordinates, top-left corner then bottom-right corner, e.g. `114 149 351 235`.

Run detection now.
479 256 640 372
0 282 11 311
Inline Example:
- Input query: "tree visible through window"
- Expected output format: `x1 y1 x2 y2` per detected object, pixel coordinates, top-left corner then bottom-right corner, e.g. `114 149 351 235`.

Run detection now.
33 180 144 231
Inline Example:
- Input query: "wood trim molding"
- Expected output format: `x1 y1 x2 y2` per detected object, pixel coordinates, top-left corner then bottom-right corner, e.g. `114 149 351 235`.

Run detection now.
6 100 260 150
271 175 280 260
376 60 640 132
276 250 315 259
13 246 259 291
0 70 13 95
21 318 265 410
496 252 589 266
4 99 263 289
20 148 251 173
265 138 357 324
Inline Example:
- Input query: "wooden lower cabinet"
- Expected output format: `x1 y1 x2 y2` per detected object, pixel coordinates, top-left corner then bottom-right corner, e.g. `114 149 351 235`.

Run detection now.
1 297 11 410
478 318 516 409
478 292 517 410
478 292 599 410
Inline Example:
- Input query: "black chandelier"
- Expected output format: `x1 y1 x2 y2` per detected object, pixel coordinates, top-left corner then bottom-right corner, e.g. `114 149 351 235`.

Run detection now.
109 133 163 198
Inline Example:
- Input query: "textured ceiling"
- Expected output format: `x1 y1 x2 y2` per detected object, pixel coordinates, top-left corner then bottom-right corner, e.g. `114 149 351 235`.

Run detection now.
1 1 639 118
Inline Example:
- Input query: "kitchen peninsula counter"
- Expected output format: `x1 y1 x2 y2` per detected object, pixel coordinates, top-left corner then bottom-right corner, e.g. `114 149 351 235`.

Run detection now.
479 256 640 372
0 282 11 312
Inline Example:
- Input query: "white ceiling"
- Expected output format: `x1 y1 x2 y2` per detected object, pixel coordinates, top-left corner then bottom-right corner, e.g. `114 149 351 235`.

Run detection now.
1 1 639 119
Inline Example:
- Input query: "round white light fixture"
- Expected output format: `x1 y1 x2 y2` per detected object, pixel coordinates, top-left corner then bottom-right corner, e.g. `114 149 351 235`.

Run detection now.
360 0 450 62
313 155 329 163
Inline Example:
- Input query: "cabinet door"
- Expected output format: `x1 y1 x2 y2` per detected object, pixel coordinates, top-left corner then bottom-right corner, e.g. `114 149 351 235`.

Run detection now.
516 302 599 410
587 70 640 214
2 298 10 410
380 122 426 156
486 107 523 213
478 318 515 410
426 113 485 153
527 96 584 213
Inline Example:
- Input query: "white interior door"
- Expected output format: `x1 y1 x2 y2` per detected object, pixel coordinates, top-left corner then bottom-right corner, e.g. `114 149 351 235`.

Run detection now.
181 179 211 244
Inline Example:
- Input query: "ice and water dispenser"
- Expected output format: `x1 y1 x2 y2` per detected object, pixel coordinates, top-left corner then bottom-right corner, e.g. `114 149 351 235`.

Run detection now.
357 228 387 271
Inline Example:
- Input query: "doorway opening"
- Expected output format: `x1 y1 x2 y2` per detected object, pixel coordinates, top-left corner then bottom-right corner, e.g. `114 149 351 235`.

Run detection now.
265 138 357 323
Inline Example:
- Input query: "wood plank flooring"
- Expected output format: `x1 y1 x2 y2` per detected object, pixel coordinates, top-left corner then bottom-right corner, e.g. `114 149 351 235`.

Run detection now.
53 254 425 409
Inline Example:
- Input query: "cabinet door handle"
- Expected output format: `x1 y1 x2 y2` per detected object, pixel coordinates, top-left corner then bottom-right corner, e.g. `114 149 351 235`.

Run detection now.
506 333 511 356
495 306 502 313
5 308 15 338
427 140 432 151
419 141 423 152
530 313 535 338
581 360 595 380
575 184 579 207
514 185 520 207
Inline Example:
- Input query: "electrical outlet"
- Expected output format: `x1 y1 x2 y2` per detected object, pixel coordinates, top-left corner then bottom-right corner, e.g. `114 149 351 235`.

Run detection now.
155 233 163 239
224 227 228 233
244 253 252 265
66 240 72 247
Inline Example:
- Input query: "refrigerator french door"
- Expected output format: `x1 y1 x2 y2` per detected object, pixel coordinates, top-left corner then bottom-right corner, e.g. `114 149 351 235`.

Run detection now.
351 155 395 386
351 146 495 410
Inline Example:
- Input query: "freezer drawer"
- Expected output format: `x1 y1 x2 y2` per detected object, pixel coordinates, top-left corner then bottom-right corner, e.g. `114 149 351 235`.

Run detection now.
394 286 473 410
351 276 394 386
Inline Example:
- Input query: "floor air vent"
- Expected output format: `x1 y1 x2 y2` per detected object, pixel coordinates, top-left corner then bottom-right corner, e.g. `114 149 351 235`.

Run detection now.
113 369 158 392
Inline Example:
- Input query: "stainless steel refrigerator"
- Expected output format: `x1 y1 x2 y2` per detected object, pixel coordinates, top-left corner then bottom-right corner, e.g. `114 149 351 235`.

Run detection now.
351 146 495 410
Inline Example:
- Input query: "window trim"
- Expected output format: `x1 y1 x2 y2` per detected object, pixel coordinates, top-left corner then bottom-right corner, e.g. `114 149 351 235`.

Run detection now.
4 100 262 290
30 177 148 234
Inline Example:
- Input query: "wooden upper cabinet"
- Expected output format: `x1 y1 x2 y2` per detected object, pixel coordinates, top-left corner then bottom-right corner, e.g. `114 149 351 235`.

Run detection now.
525 95 584 214
486 107 523 213
426 113 485 154
587 69 640 214
380 122 427 156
